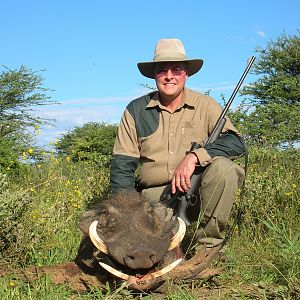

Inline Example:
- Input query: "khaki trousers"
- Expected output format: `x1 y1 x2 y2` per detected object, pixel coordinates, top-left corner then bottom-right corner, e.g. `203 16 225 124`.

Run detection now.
141 157 245 247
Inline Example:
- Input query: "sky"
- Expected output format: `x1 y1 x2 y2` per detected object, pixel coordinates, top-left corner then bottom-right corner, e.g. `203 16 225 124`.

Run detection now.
1 0 299 147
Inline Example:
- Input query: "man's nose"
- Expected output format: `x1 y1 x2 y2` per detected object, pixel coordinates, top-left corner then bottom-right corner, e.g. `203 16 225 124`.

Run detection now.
165 69 174 79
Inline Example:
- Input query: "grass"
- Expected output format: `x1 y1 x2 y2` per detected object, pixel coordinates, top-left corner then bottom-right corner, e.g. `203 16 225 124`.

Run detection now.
0 276 74 300
0 147 299 299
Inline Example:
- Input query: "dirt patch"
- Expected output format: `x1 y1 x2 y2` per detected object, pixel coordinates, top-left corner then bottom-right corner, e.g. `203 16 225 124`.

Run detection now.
1 263 290 299
0 262 107 292
0 260 223 293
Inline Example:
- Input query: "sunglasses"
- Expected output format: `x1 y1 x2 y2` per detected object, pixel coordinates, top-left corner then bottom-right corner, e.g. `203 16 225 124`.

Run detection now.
154 66 187 77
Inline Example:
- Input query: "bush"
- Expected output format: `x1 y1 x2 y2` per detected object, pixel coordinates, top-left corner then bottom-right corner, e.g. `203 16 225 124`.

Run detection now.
56 122 118 166
0 173 31 259
0 139 22 174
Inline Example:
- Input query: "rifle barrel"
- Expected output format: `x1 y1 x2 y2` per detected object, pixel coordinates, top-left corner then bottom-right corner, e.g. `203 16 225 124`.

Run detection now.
207 56 256 144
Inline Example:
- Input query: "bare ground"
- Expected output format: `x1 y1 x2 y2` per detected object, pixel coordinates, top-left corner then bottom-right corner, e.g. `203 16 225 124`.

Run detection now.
0 261 276 299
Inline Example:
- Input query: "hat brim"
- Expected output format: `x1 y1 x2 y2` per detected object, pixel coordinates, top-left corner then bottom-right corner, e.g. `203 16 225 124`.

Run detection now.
137 59 203 79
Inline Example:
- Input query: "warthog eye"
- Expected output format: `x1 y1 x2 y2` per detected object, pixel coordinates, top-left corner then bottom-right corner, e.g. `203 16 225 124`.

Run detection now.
97 213 109 227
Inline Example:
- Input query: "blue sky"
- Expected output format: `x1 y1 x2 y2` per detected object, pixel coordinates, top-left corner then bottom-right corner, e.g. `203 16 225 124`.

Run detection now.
1 0 299 147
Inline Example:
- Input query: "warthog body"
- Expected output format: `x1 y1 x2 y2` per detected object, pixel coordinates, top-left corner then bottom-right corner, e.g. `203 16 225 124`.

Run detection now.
76 190 221 290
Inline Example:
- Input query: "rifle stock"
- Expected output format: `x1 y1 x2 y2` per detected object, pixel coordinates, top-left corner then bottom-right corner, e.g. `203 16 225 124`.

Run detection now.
162 56 256 225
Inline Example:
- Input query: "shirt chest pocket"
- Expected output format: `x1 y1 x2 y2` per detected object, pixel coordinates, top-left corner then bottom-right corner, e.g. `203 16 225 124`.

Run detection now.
182 120 207 148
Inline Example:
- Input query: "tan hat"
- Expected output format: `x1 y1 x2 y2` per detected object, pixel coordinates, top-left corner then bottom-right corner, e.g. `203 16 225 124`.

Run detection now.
137 38 203 79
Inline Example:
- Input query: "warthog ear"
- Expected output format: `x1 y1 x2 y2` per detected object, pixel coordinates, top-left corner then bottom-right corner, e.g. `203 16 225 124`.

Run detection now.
143 201 152 213
150 201 174 221
151 202 176 235
164 207 174 222
79 209 101 235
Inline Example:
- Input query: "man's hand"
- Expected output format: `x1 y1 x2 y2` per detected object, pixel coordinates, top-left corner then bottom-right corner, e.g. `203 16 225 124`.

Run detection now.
171 153 199 194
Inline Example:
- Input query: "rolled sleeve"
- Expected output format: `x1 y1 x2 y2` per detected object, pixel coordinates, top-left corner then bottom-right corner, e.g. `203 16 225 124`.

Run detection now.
192 148 212 167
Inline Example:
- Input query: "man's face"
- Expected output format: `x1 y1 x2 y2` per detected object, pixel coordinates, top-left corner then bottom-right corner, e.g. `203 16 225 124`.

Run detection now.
154 62 188 101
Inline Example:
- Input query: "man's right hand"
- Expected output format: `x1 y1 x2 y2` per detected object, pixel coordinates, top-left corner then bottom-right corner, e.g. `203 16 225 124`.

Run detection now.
171 153 199 194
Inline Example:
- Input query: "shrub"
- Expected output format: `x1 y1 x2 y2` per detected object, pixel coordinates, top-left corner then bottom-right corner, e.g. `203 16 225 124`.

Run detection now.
56 122 118 166
0 173 31 259
0 139 22 174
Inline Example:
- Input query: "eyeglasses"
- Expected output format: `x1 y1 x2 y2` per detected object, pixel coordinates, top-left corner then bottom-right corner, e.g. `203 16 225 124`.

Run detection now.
154 66 187 77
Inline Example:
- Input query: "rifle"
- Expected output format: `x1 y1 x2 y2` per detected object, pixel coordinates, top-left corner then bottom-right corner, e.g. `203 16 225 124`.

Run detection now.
162 56 256 225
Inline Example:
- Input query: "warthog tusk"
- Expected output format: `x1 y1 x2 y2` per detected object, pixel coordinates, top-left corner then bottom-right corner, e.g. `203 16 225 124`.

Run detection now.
89 221 108 254
168 217 186 250
99 262 130 280
99 258 182 282
147 258 182 279
90 217 185 254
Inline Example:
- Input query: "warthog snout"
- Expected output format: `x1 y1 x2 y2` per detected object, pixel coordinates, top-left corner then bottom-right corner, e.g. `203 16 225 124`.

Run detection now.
124 249 157 269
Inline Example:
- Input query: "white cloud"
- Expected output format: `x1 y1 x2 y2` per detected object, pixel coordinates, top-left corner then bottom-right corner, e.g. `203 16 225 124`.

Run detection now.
225 35 256 44
194 82 236 92
39 106 122 125
36 105 125 146
34 92 151 146
255 30 266 38
59 96 132 106
38 128 66 145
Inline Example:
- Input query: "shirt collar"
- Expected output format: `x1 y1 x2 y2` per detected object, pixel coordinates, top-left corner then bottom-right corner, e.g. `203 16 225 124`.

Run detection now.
146 88 195 110
182 88 195 108
146 91 160 109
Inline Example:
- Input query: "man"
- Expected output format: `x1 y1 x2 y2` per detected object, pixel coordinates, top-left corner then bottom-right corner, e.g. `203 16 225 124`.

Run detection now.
110 39 246 248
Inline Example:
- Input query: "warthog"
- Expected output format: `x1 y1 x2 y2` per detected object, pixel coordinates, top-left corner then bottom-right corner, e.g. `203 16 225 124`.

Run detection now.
76 190 185 289
76 190 222 291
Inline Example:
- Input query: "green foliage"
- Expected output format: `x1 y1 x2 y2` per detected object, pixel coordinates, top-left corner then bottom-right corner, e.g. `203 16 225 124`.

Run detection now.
0 148 299 298
0 275 74 300
0 65 55 139
241 147 299 234
0 157 110 266
236 31 300 146
261 218 300 289
0 173 31 259
0 136 46 175
226 147 300 297
0 139 21 173
56 122 118 166
242 32 300 105
229 100 299 147
0 65 56 173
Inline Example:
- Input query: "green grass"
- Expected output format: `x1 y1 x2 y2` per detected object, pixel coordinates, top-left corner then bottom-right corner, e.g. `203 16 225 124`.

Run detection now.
0 147 299 299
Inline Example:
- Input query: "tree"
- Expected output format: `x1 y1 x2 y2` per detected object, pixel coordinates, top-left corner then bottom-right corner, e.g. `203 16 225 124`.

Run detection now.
56 122 118 166
0 65 55 139
0 65 56 171
239 31 300 146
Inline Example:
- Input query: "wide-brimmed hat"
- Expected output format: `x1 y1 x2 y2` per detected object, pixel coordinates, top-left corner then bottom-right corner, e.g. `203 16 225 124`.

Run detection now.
137 38 203 79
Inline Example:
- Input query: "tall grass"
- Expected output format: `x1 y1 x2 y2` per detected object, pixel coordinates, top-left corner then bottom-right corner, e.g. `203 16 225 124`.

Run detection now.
225 147 300 298
0 156 110 266
0 147 299 298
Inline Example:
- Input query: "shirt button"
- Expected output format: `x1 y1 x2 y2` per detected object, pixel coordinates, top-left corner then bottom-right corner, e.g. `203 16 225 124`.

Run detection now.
170 151 174 155
169 170 173 174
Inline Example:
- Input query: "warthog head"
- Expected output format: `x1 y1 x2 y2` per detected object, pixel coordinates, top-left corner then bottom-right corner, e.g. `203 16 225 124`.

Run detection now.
76 190 186 290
